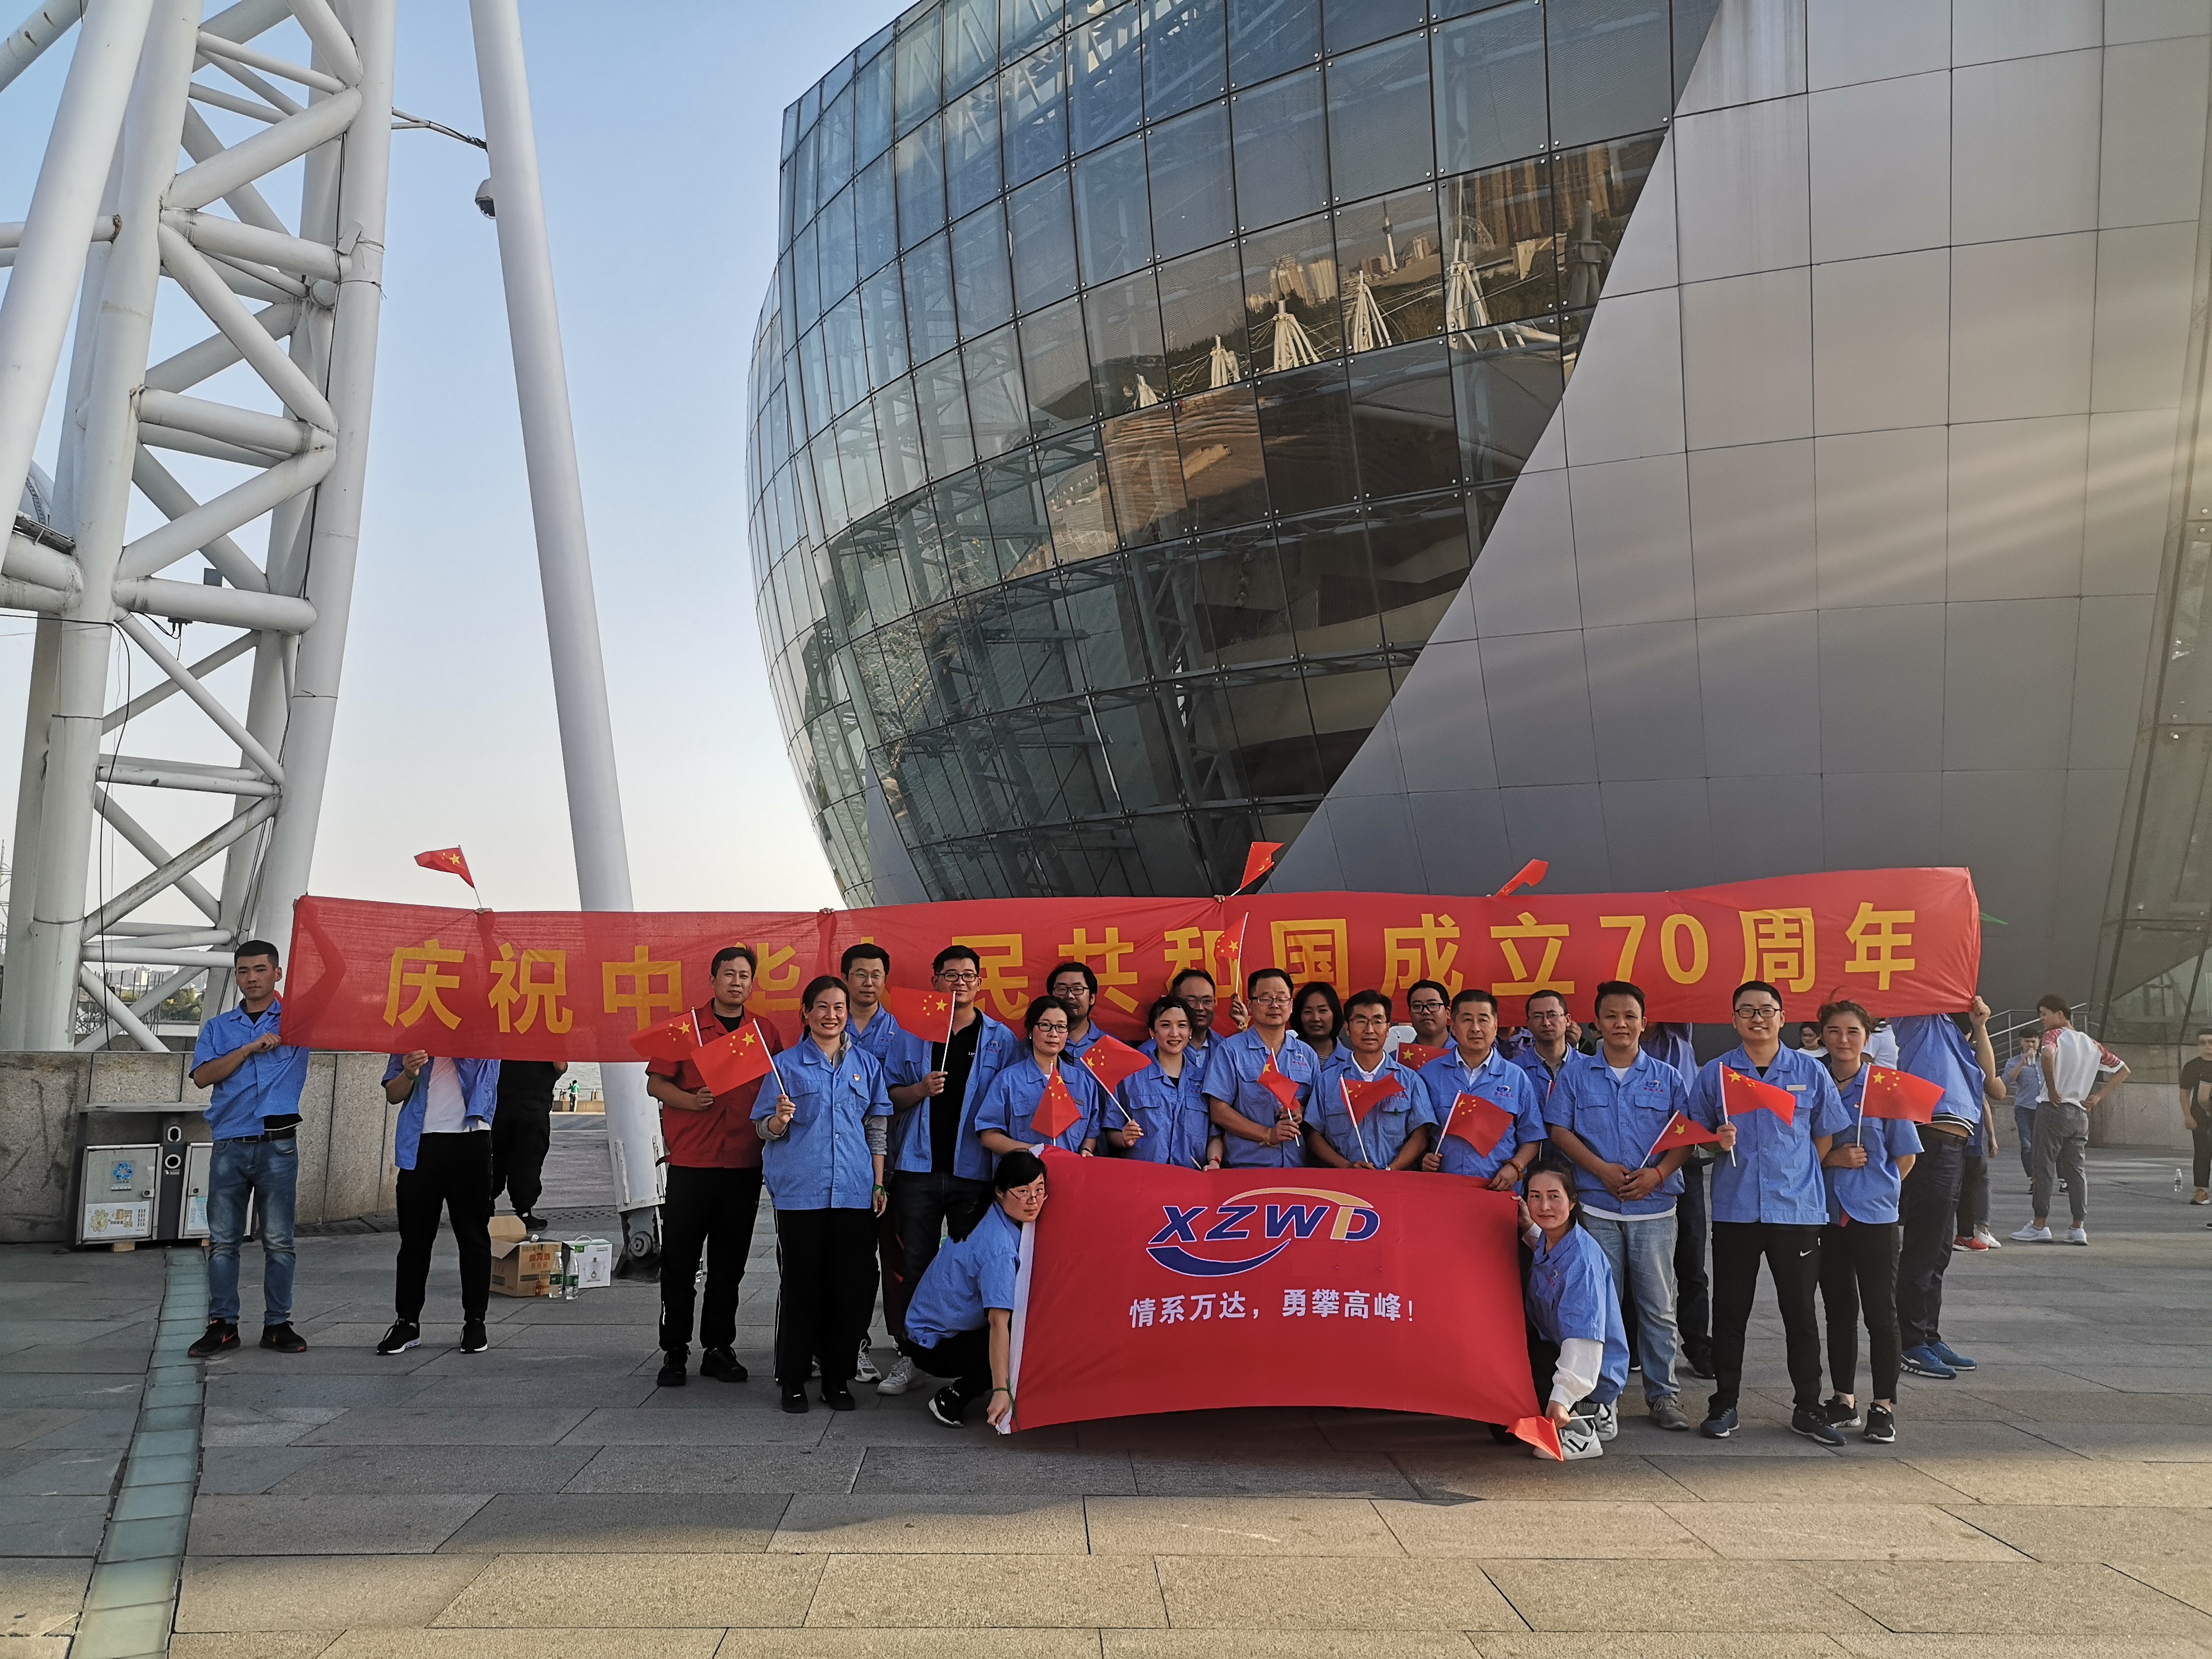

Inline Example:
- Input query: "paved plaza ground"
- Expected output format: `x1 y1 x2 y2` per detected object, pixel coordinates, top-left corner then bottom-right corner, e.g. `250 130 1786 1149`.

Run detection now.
6 1132 2212 1656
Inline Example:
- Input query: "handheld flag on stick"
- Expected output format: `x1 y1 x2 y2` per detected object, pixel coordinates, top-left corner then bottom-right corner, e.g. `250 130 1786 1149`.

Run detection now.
692 1020 775 1095
883 986 957 1045
1211 913 1251 983
1341 1074 1404 1124
1396 1041 1448 1071
414 846 478 894
1439 1092 1516 1157
1721 1066 1797 1127
1032 1068 1084 1139
1256 1055 1303 1120
1495 858 1549 899
1641 1110 1725 1167
1511 1415 1564 1461
629 1008 702 1063
1235 841 1284 894
1338 1078 1375 1165
1860 1065 1943 1124
1080 1032 1149 1094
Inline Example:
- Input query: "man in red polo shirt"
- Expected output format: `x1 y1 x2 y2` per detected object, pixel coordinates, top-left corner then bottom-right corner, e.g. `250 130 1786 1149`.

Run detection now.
645 945 782 1388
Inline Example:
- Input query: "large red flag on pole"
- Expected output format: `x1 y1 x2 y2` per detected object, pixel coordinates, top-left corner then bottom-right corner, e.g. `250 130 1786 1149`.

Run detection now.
1081 1033 1149 1094
1721 1066 1797 1127
414 846 477 889
629 1008 701 1063
1439 1092 1516 1157
692 1020 775 1094
883 986 956 1045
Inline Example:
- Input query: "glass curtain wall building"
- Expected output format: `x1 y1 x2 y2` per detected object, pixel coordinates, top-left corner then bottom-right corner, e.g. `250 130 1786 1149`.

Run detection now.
750 0 1719 904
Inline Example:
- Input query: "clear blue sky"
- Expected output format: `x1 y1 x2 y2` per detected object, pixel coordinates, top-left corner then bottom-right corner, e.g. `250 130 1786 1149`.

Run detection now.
0 0 903 919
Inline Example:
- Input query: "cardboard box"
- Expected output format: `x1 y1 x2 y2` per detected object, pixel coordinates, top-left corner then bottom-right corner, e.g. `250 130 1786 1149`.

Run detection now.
489 1215 561 1297
564 1236 614 1290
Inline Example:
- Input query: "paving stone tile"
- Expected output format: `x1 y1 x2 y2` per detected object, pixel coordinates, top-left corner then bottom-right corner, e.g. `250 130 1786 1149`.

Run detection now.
439 1492 786 1553
769 1495 1086 1553
326 1634 725 1659
1393 1451 1700 1502
1658 1503 2027 1561
2114 1561 2212 1615
558 1407 831 1447
0 1557 93 1636
727 1635 1106 1659
1470 1641 1845 1658
20 1408 134 1450
562 1444 862 1493
1156 1555 1521 1630
169 1634 341 1658
205 1377 436 1411
0 1447 125 1497
0 1497 108 1558
2018 1422 2212 1461
1829 1639 2210 1659
808 1554 1165 1628
270 1445 597 1495
1802 1560 2212 1636
852 1446 1136 1495
1482 1561 1881 1633
1959 1506 2212 1562
435 1553 823 1628
1090 1496 1402 1556
1976 1392 2212 1424
197 1448 325 1496
1905 1458 2211 1507
1375 1499 1710 1559
0 1411 89 1450
1646 1459 1974 1503
1131 1453 1418 1498
178 1556 491 1631
187 1494 489 1556
1110 1637 1483 1659
293 1409 589 1446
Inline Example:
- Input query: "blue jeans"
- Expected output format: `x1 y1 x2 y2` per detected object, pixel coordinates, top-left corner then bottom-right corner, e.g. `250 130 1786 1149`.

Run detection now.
206 1137 298 1325
1583 1212 1680 1404
2014 1104 2039 1182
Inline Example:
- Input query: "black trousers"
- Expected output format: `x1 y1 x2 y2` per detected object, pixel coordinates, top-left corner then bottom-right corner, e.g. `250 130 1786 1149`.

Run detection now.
491 1103 551 1216
773 1207 880 1388
1709 1220 1824 1414
1954 1143 1988 1238
912 1326 992 1409
395 1132 493 1322
659 1164 763 1356
1818 1218 1902 1402
2193 1115 2211 1190
1897 1132 1965 1351
890 1170 991 1356
1675 1160 1712 1365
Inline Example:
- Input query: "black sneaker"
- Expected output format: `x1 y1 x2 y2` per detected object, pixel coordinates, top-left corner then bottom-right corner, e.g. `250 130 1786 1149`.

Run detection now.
1681 1348 1716 1380
1863 1403 1897 1444
375 1320 420 1356
520 1213 548 1231
259 1322 307 1354
780 1385 809 1414
460 1319 487 1355
188 1320 239 1359
1822 1395 1862 1430
822 1381 856 1411
1698 1406 1738 1439
926 1386 966 1427
1791 1406 1847 1447
656 1353 686 1387
700 1346 748 1383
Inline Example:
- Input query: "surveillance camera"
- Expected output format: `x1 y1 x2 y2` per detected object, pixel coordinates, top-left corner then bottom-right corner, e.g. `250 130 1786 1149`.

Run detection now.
474 178 496 219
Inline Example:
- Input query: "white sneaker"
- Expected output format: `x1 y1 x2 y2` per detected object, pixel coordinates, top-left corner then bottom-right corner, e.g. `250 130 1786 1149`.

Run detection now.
877 1354 917 1396
2010 1224 2053 1242
1974 1226 2003 1250
854 1341 881 1384
1575 1400 1619 1443
2065 1225 2089 1245
1551 1417 1604 1461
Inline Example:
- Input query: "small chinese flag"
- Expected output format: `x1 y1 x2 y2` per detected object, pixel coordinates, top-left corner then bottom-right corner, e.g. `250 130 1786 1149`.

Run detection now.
1440 1092 1516 1156
1032 1068 1084 1139
1861 1065 1945 1124
1081 1032 1150 1094
1723 1066 1797 1127
1495 858 1549 899
1396 1041 1449 1071
1341 1074 1404 1125
1257 1055 1303 1118
693 1021 775 1095
629 1008 700 1063
1237 841 1284 891
1651 1110 1725 1153
1511 1415 1564 1461
414 846 475 886
1211 914 1249 974
883 986 956 1044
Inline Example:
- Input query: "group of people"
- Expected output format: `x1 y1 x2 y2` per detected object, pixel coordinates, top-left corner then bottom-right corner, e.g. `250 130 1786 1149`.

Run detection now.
180 934 2126 1456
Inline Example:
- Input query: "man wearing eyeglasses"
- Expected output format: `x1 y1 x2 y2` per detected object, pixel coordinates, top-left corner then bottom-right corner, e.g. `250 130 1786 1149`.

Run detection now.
1205 968 1320 1169
1684 980 1851 1445
1510 989 1578 1094
1388 979 1453 1060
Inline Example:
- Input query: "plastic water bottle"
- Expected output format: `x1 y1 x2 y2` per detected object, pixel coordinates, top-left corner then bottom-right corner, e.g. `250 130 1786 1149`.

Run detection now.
2179 1168 2187 1194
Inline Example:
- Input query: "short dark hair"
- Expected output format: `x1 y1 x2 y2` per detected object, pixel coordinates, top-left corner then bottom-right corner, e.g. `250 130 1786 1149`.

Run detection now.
2036 993 2072 1018
233 940 280 967
1147 994 1194 1030
1246 966 1293 998
1293 981 1342 1035
1817 999 1875 1035
711 944 758 976
1170 967 1216 993
1047 961 1098 995
1343 988 1392 1020
2198 1029 2212 1041
1406 978 1451 1010
800 973 846 1011
1733 980 1783 1009
1451 986 1498 1016
1594 979 1646 1016
1023 994 1073 1036
1525 988 1569 1016
993 1147 1047 1192
841 942 890 976
934 944 981 974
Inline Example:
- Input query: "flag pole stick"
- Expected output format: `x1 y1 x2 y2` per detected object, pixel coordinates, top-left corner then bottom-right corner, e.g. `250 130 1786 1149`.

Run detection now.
1344 1078 1372 1168
1637 1119 1672 1170
1721 1077 1736 1168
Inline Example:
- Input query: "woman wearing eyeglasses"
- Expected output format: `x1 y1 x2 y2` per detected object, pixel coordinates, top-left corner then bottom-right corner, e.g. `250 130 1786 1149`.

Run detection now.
972 995 1106 1161
1204 967 1320 1170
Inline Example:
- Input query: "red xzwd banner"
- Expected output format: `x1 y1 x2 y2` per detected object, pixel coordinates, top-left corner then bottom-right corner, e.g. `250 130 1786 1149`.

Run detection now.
1006 1150 1537 1430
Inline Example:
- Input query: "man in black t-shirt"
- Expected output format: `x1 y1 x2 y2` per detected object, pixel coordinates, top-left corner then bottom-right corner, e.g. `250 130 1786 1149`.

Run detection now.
492 1059 566 1229
2182 1029 2212 1206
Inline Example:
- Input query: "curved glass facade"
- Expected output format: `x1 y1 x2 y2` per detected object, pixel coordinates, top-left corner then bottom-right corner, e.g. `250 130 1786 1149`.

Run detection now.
750 0 1719 903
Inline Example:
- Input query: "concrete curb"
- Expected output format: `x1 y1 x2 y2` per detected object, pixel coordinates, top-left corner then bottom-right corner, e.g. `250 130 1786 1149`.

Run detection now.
71 1247 205 1659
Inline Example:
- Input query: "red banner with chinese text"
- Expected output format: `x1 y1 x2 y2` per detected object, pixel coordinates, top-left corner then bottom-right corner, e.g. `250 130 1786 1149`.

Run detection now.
280 866 1978 1060
1006 1149 1535 1430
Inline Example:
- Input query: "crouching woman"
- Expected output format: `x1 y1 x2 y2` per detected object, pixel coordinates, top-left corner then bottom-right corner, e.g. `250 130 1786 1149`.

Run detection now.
904 1148 1047 1430
1521 1160 1631 1460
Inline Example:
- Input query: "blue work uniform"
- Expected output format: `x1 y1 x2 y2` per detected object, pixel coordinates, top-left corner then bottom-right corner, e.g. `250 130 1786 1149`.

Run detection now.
380 1055 500 1171
1113 1059 1214 1168
968 1055 1104 1171
1686 1046 1851 1225
1542 1050 1691 1217
905 1200 1023 1347
1507 1043 1571 1101
848 1003 923 1079
1141 1030 1215 1071
1202 1028 1320 1170
892 1012 1026 1176
1826 1063 1923 1225
1419 1047 1547 1181
1525 1223 1630 1408
1064 1024 1107 1061
753 1039 894 1210
1313 1050 1432 1167
1893 1015 1987 1128
193 1000 310 1138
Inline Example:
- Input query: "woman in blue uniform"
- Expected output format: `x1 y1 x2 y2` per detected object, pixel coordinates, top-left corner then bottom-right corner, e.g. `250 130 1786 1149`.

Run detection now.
1520 1161 1631 1459
907 1148 1049 1428
754 974 893 1415
1107 996 1222 1168
972 996 1104 1161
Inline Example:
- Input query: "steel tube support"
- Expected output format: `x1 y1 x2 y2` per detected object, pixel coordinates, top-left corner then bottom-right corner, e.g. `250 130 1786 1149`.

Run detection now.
470 0 658 1247
0 1 84 96
78 963 168 1053
74 962 205 1052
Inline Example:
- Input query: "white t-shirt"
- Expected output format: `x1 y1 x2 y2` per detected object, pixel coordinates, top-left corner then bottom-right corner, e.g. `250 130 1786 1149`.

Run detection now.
2042 1027 2121 1107
422 1058 484 1133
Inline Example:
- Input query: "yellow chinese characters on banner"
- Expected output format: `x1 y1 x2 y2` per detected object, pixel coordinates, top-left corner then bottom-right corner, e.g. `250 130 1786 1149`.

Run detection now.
1059 926 1143 1013
1740 908 1818 993
384 939 463 1031
1381 913 1464 999
488 944 574 1035
603 945 683 1030
1271 919 1350 993
954 933 1031 1019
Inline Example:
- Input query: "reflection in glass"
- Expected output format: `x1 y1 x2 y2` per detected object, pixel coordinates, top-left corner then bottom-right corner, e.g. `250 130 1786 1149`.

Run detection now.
1158 242 1250 395
855 151 898 277
1241 212 1342 371
1322 0 1423 57
1546 0 1671 149
797 323 832 436
1147 100 1236 261
1074 132 1154 283
1255 364 1357 515
1450 322 1565 481
895 118 947 248
945 0 999 95
937 470 1000 591
1553 132 1662 309
1349 339 1459 498
1038 428 1119 562
1298 655 1395 778
861 264 909 388
820 82 855 190
1071 1 1144 154
1003 0 1062 57
946 79 1003 219
1231 67 1328 230
823 290 867 416
792 219 821 333
1018 295 1097 434
1325 32 1432 205
952 203 1015 339
1441 157 1556 338
963 324 1030 459
1228 0 1320 88
1146 0 1228 119
903 234 959 364
818 183 857 303
916 353 977 477
984 453 1058 581
891 491 951 608
1334 185 1443 350
1001 40 1068 186
1432 1 1546 176
895 9 942 134
1085 268 1168 418
1365 488 1471 644
1102 405 1191 544
1173 384 1272 530
1008 169 1080 313
1225 671 1323 798
856 47 894 166
874 377 926 499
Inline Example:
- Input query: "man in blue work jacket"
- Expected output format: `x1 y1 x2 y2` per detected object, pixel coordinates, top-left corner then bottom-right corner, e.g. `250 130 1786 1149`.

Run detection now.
376 1050 501 1357
188 941 311 1358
